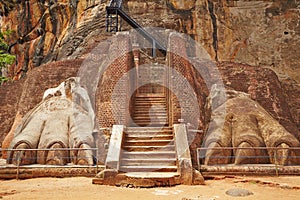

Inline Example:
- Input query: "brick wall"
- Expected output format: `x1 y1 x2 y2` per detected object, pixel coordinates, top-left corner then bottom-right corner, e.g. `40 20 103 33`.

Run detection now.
167 33 210 129
167 33 211 165
96 33 133 129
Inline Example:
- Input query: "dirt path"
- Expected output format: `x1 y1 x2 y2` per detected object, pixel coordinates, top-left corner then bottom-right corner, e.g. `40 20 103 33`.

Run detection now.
0 176 300 200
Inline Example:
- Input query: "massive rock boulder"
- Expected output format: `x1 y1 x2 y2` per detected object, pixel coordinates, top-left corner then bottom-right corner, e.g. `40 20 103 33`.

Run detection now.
0 0 107 79
194 0 300 83
0 0 299 167
2 0 299 81
168 0 196 10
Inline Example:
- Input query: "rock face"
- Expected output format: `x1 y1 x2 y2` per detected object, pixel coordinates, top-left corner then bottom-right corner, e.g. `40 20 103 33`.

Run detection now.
1 0 299 128
1 1 299 81
168 0 196 10
194 0 300 82
0 0 107 79
0 0 299 168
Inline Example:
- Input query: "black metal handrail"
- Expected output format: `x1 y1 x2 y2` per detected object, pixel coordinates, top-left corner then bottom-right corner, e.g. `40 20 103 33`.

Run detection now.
109 0 122 8
106 0 166 57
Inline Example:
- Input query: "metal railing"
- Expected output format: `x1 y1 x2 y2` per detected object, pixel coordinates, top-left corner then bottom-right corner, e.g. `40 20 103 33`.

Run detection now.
109 0 123 8
197 146 300 175
105 0 166 57
0 147 100 179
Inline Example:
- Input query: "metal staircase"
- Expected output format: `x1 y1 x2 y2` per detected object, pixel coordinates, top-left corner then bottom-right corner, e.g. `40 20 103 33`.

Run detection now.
106 0 166 57
106 0 123 32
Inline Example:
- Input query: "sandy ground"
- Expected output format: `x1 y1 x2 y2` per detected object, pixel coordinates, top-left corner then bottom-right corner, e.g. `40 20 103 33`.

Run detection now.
1 176 300 200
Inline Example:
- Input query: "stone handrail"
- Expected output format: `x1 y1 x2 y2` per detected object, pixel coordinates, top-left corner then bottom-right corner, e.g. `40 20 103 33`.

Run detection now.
173 124 193 185
105 125 124 170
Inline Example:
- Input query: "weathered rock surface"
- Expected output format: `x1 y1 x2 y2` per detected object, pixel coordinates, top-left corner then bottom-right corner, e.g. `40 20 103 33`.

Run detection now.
1 0 299 82
168 0 196 10
0 0 107 79
0 0 299 169
194 0 300 83
1 1 299 124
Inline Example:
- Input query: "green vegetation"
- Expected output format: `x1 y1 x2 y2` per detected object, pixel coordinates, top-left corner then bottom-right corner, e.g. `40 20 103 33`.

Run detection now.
0 30 15 85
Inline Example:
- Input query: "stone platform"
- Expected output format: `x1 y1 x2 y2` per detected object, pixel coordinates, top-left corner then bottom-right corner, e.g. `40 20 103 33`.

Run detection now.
92 172 181 188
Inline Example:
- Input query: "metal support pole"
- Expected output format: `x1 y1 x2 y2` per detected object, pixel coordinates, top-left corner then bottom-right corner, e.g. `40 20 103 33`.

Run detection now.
115 10 118 32
152 40 156 58
16 150 21 180
105 14 109 32
274 148 279 176
96 148 99 175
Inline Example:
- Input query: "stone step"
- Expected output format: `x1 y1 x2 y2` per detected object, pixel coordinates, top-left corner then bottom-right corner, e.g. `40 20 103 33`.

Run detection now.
132 110 167 114
132 119 168 122
119 165 178 173
122 151 176 159
126 127 173 132
133 115 167 119
133 104 167 108
123 145 175 152
132 116 167 120
133 108 167 111
125 132 173 136
132 122 168 126
134 102 166 106
135 95 166 98
125 134 173 140
134 100 166 104
121 158 177 166
132 115 167 119
133 102 166 105
134 98 166 101
133 111 167 115
114 172 181 187
120 158 176 166
133 106 167 110
133 113 167 117
124 139 174 146
126 130 172 134
135 94 166 98
133 110 167 114
132 121 168 125
94 172 181 187
133 112 167 115
124 172 180 178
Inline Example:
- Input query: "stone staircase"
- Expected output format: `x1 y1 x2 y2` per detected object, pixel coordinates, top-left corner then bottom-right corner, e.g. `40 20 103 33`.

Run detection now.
131 93 168 127
115 90 180 186
92 24 200 185
119 126 177 173
93 82 199 186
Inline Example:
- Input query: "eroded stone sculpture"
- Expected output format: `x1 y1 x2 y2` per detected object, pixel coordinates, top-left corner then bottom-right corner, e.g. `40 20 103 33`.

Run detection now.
201 84 300 165
7 77 96 165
